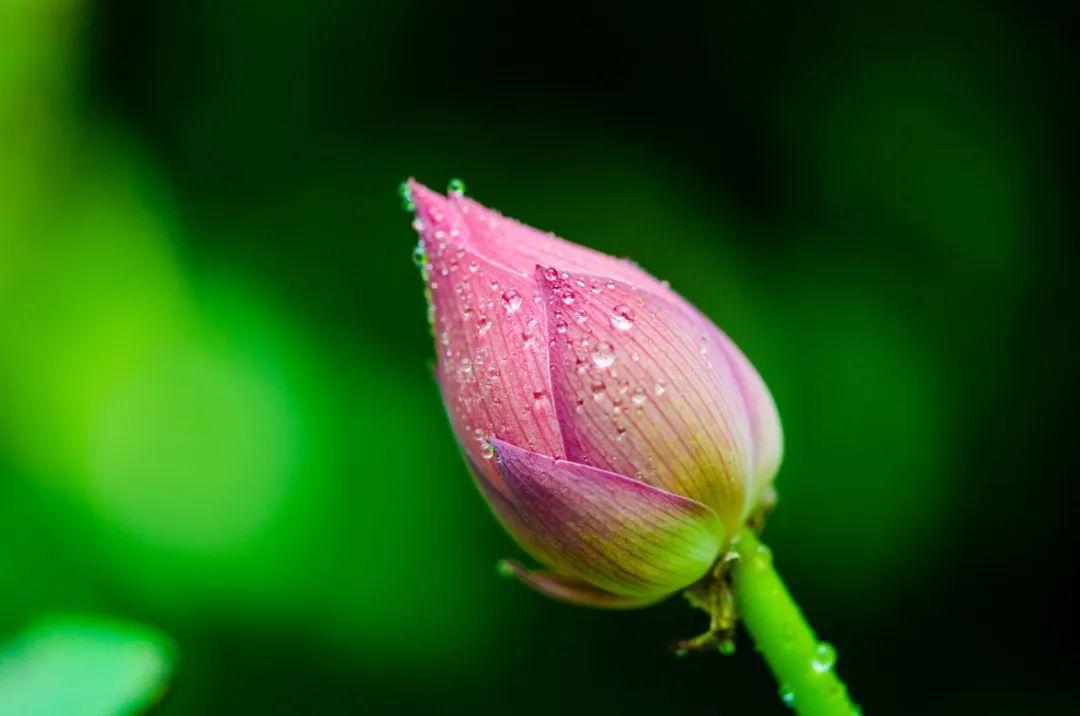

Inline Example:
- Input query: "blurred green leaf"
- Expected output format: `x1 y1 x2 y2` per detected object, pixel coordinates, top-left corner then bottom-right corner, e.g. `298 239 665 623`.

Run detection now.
0 616 174 716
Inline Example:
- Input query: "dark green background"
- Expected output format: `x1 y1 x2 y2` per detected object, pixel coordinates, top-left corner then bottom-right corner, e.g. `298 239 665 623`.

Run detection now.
1 1 1075 713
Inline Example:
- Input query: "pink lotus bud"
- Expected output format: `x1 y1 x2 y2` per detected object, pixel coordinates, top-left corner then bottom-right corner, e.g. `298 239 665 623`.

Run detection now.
407 179 782 607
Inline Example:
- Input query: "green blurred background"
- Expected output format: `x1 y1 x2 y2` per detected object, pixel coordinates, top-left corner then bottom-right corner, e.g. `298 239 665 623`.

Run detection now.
1 0 1075 713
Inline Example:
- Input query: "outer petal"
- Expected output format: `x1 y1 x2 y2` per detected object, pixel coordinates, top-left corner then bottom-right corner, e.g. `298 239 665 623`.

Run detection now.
496 561 661 609
538 266 754 529
491 438 725 600
413 182 563 494
467 453 657 609
463 452 562 569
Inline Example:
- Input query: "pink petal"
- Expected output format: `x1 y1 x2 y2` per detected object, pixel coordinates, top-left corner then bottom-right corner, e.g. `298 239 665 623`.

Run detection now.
497 560 662 609
451 194 673 294
491 438 725 600
412 182 564 494
464 453 564 569
700 320 783 507
537 266 754 529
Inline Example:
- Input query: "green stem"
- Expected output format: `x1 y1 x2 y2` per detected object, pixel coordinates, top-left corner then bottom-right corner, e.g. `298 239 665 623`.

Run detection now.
731 529 861 716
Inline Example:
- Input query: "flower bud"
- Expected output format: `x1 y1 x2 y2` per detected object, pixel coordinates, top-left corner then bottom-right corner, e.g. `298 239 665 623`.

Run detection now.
408 180 782 607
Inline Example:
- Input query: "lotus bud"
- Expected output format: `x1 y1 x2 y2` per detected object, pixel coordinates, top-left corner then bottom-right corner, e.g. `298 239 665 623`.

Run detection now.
407 179 782 608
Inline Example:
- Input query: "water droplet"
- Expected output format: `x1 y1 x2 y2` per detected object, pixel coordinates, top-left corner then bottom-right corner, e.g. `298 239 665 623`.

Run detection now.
398 181 415 211
448 177 466 196
468 261 479 273
779 683 795 708
542 267 560 283
411 241 427 267
501 289 523 313
559 289 576 305
459 357 473 374
480 442 495 460
590 381 606 399
655 380 667 396
631 388 647 406
476 317 493 334
591 341 616 368
411 217 425 233
812 642 837 673
700 336 709 354
555 319 568 334
609 304 635 331
573 309 589 323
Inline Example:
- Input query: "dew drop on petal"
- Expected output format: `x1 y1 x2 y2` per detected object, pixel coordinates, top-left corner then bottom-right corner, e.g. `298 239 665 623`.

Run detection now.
609 304 635 331
476 316 492 334
411 241 427 267
501 289 523 313
398 181 415 211
655 380 667 396
543 267 560 283
779 683 795 708
631 388 647 406
591 341 616 368
480 441 495 460
448 177 466 197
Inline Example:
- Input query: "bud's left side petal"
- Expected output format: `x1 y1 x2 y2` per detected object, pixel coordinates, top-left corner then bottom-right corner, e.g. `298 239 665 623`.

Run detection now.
490 438 726 602
411 182 563 494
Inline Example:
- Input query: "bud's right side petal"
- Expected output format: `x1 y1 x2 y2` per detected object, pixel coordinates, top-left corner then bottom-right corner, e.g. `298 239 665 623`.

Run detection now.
537 266 754 531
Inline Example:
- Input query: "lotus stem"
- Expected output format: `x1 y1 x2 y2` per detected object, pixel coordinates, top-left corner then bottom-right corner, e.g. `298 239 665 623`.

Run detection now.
731 529 862 715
